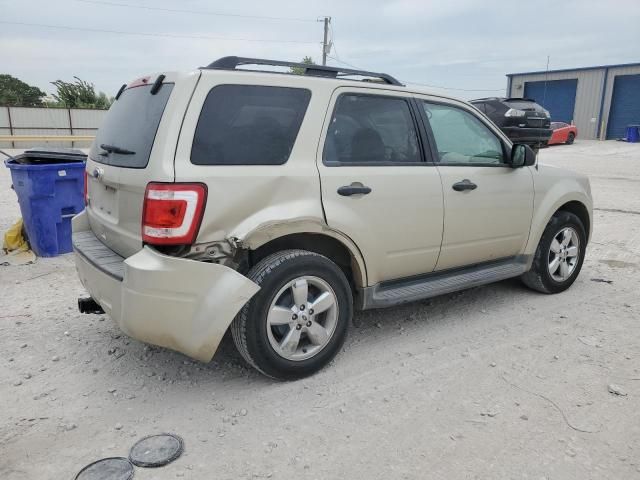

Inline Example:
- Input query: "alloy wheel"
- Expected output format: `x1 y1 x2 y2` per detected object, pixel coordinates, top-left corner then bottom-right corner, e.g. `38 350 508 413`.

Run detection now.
266 276 338 361
548 227 580 282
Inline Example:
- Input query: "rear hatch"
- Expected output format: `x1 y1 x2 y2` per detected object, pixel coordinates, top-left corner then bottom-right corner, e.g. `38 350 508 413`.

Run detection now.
85 71 200 258
504 98 551 128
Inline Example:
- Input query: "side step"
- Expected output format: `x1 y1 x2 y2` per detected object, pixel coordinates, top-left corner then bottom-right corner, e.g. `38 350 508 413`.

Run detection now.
359 256 530 310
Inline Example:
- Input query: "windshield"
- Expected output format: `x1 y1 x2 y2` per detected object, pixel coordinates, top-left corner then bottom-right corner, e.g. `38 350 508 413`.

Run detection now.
89 83 173 168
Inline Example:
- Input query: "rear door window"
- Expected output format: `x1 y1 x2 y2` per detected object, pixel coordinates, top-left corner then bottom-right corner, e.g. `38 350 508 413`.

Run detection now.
323 94 422 165
191 85 311 165
90 84 173 168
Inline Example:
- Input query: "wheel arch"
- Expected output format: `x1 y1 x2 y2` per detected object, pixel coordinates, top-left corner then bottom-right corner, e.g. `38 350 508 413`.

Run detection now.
245 230 367 290
525 199 592 258
525 184 593 258
556 200 590 239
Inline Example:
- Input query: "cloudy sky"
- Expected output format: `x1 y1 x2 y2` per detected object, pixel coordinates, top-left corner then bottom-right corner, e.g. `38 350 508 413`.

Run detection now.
2 0 639 100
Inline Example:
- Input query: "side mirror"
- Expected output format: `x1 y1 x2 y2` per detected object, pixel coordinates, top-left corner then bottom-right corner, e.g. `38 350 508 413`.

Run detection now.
510 144 536 168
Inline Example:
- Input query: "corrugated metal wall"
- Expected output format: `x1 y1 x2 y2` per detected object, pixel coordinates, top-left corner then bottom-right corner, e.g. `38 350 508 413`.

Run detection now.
600 64 640 139
508 69 605 140
508 64 640 140
0 106 107 149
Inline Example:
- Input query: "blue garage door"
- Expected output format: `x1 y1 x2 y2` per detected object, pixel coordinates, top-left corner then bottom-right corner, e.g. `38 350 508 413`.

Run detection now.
524 79 578 123
606 74 640 140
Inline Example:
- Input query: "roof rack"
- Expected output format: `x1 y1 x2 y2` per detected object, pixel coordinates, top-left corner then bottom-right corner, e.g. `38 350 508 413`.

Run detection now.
203 56 403 86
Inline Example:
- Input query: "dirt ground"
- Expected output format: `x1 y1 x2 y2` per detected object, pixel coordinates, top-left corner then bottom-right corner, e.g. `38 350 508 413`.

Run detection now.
1 140 639 479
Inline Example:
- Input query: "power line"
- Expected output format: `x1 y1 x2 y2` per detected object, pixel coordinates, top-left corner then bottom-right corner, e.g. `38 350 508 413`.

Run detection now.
327 55 361 70
328 21 508 93
0 20 318 44
75 0 317 22
328 55 503 92
403 81 506 92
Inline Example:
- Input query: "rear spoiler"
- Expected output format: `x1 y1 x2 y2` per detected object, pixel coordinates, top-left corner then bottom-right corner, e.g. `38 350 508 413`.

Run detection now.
114 74 166 100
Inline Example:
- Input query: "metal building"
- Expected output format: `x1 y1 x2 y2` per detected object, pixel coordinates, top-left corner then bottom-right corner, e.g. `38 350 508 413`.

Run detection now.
506 62 640 140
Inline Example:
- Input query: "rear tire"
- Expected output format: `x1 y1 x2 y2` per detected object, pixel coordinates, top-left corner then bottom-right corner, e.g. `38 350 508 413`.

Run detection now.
231 249 352 380
521 211 586 294
566 132 575 145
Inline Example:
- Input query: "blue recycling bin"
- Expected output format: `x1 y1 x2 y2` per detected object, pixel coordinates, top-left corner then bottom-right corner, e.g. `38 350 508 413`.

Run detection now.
5 149 86 257
626 125 640 143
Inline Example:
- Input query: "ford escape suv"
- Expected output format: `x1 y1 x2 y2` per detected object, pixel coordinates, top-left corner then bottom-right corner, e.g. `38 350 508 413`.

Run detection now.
73 56 592 380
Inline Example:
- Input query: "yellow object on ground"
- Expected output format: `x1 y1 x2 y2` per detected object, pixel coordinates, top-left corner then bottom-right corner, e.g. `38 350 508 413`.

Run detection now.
3 218 29 253
1 219 36 266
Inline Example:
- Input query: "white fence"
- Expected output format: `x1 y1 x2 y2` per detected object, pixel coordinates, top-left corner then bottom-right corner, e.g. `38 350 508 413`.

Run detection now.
0 106 107 149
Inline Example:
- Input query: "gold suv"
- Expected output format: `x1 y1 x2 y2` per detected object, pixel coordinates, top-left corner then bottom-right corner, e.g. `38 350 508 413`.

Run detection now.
73 57 593 379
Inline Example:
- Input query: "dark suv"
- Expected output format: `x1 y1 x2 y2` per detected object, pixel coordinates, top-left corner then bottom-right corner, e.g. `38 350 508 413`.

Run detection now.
471 97 552 149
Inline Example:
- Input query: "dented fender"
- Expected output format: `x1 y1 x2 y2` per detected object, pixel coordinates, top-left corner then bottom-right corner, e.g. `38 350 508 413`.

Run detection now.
235 218 369 287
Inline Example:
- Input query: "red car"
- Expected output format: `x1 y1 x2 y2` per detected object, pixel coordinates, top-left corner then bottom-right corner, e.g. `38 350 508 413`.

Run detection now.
548 122 577 145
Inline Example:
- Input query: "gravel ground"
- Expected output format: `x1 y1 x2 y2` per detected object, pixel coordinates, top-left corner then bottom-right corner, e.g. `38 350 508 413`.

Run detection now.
1 140 639 479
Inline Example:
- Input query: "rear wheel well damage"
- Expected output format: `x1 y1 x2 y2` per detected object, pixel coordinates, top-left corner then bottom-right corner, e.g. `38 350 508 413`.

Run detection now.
248 233 364 290
556 201 590 240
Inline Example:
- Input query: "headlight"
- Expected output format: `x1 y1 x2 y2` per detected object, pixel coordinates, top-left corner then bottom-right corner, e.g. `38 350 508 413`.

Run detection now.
505 108 526 118
542 109 550 118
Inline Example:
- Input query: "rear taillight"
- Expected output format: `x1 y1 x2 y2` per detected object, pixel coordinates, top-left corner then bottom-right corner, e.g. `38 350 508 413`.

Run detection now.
83 170 88 205
142 183 207 245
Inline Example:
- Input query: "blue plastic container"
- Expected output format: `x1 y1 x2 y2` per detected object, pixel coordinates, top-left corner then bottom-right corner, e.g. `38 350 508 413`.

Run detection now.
5 151 86 257
626 125 640 143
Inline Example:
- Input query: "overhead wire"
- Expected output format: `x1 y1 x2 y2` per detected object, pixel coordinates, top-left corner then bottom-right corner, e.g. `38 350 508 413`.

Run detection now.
327 22 504 93
75 0 317 22
0 20 318 44
327 55 504 92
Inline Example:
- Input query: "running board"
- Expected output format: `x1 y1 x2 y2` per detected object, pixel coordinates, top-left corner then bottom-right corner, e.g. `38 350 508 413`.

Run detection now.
359 256 530 310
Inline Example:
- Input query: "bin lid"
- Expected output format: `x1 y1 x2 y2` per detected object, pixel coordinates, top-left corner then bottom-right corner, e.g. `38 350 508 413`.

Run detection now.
10 147 87 165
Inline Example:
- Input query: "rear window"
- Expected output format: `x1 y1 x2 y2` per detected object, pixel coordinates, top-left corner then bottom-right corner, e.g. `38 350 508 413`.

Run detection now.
190 85 311 165
504 99 542 111
90 84 173 168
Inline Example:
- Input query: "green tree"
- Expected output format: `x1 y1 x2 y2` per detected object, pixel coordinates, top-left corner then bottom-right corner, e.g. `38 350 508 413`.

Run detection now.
0 74 46 106
290 56 316 75
50 77 113 109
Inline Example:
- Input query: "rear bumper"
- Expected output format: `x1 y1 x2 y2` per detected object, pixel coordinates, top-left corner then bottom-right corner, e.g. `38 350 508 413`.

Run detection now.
72 211 260 362
501 126 552 145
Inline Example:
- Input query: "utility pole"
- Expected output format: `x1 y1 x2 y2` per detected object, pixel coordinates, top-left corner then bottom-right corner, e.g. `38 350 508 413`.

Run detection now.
321 16 331 66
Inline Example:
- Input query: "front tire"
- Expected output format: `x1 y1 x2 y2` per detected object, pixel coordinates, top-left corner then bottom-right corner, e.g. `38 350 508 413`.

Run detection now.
566 132 575 145
521 211 586 294
231 250 353 380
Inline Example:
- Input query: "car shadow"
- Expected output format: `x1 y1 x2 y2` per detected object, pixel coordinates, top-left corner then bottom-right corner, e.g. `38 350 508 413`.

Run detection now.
94 278 540 391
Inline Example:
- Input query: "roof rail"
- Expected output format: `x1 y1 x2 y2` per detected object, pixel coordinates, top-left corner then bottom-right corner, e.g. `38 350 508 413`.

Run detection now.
203 56 403 86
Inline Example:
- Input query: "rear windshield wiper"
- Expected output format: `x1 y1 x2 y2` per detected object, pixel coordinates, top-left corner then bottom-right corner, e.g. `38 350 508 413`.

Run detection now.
99 144 136 155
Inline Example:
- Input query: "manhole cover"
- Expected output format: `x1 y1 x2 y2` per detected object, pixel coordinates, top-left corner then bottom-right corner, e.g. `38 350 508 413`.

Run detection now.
75 457 134 480
129 433 184 468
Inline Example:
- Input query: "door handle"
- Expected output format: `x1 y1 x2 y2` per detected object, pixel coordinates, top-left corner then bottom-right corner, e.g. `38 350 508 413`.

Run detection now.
337 184 372 196
452 179 477 192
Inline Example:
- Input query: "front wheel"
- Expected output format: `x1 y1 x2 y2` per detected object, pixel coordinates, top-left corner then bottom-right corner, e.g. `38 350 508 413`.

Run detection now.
566 132 575 145
521 211 586 294
231 250 352 380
